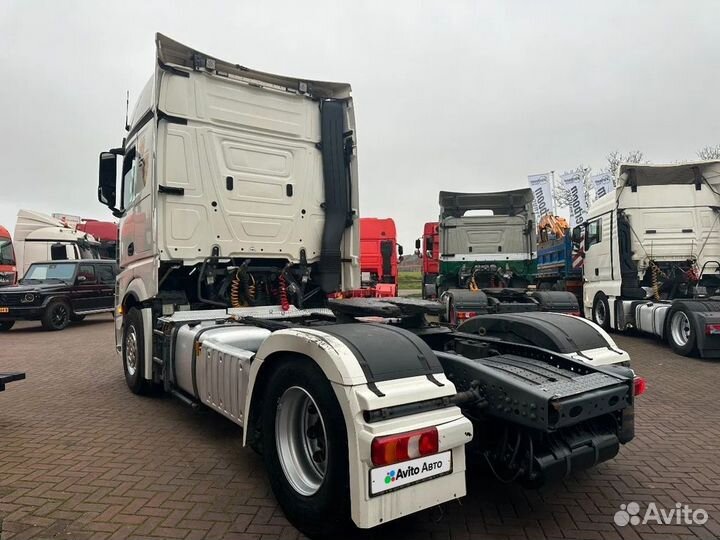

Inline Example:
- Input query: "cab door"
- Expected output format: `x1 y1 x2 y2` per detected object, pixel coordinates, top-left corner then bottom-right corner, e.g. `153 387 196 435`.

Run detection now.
94 263 116 309
71 263 100 312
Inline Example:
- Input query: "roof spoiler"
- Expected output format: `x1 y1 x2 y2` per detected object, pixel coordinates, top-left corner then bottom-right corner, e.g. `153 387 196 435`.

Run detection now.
155 33 351 100
439 188 535 219
617 161 720 190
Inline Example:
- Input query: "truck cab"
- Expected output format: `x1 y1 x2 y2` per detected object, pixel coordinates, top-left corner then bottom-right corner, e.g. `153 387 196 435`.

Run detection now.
434 190 577 324
580 161 720 356
416 221 439 299
359 217 402 295
13 210 101 279
0 225 17 287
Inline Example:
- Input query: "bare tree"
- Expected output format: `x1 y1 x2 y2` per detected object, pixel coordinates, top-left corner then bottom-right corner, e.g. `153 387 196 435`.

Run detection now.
697 145 720 160
554 164 593 209
604 150 645 182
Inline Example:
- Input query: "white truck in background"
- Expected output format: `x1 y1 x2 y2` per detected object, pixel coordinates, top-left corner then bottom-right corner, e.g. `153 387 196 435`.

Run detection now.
13 209 101 278
578 161 720 357
96 34 643 538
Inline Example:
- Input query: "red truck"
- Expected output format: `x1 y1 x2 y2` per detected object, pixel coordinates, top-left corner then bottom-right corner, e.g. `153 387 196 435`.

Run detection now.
359 218 403 296
416 221 439 298
0 225 17 287
76 219 118 259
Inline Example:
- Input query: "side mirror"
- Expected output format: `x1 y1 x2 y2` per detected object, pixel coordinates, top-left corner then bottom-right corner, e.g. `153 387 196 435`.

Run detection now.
572 225 583 244
98 151 122 216
398 244 404 257
77 275 87 283
415 239 421 250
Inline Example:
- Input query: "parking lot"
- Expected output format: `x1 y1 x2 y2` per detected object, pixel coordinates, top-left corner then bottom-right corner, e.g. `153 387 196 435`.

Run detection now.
0 316 718 540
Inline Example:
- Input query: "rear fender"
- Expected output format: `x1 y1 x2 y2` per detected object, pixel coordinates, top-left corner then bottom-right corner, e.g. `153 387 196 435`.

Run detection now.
458 312 629 366
245 327 472 528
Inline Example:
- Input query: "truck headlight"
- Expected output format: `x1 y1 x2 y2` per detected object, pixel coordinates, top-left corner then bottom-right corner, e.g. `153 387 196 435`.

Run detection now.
21 293 35 303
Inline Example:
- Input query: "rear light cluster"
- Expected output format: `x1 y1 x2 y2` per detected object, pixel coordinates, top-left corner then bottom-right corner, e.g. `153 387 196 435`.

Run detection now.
633 376 647 397
455 311 477 321
371 427 439 466
705 323 720 335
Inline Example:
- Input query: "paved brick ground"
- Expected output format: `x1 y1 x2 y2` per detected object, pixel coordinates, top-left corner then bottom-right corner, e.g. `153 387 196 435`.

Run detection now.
1 316 719 540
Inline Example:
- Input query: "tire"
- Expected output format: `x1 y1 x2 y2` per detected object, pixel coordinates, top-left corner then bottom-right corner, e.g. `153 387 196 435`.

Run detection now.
41 299 71 331
122 308 151 395
70 314 86 322
261 358 351 538
592 294 611 331
0 321 14 331
665 307 697 357
439 292 455 324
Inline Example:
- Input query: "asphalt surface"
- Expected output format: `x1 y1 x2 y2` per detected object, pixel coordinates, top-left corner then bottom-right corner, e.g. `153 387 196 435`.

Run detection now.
0 315 719 540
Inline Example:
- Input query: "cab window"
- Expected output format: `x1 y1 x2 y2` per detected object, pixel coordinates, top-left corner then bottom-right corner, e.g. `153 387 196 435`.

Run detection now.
585 219 602 249
122 147 137 208
51 244 68 260
425 236 434 258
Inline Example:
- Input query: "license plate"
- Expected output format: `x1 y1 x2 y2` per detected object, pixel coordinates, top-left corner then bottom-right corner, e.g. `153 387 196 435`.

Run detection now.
369 451 452 496
0 307 8 313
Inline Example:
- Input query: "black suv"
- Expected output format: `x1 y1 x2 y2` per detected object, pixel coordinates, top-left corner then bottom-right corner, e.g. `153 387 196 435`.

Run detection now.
0 260 117 331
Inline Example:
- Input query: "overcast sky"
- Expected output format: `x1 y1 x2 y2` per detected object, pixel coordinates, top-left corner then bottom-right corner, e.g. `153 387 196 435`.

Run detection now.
1 0 719 249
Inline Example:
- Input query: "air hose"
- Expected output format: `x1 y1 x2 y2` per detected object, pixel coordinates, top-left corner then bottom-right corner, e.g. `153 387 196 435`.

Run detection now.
278 275 290 311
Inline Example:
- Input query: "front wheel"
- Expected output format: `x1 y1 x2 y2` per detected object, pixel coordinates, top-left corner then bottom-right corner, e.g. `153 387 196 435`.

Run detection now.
123 308 151 395
41 300 71 331
592 294 611 331
666 308 697 357
0 321 14 331
261 358 351 538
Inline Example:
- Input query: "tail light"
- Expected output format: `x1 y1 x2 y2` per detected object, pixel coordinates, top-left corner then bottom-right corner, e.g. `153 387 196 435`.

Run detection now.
371 427 439 466
633 376 647 397
456 311 478 321
705 323 720 335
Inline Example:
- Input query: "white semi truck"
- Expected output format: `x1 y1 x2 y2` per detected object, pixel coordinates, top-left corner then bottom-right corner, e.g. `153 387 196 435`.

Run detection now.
578 162 720 357
97 34 643 538
13 209 101 278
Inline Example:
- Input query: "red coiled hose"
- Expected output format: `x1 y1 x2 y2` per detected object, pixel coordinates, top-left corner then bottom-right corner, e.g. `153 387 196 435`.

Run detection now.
279 275 290 311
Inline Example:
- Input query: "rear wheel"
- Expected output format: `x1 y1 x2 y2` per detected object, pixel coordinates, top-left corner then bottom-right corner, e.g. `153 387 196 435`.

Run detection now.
41 300 71 331
592 294 611 330
0 321 14 331
261 358 351 538
666 307 697 357
123 308 151 395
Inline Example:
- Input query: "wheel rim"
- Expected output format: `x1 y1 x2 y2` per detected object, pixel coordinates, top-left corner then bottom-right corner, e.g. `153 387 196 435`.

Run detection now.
275 386 328 496
52 305 68 326
670 311 691 347
595 300 606 326
125 325 138 376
